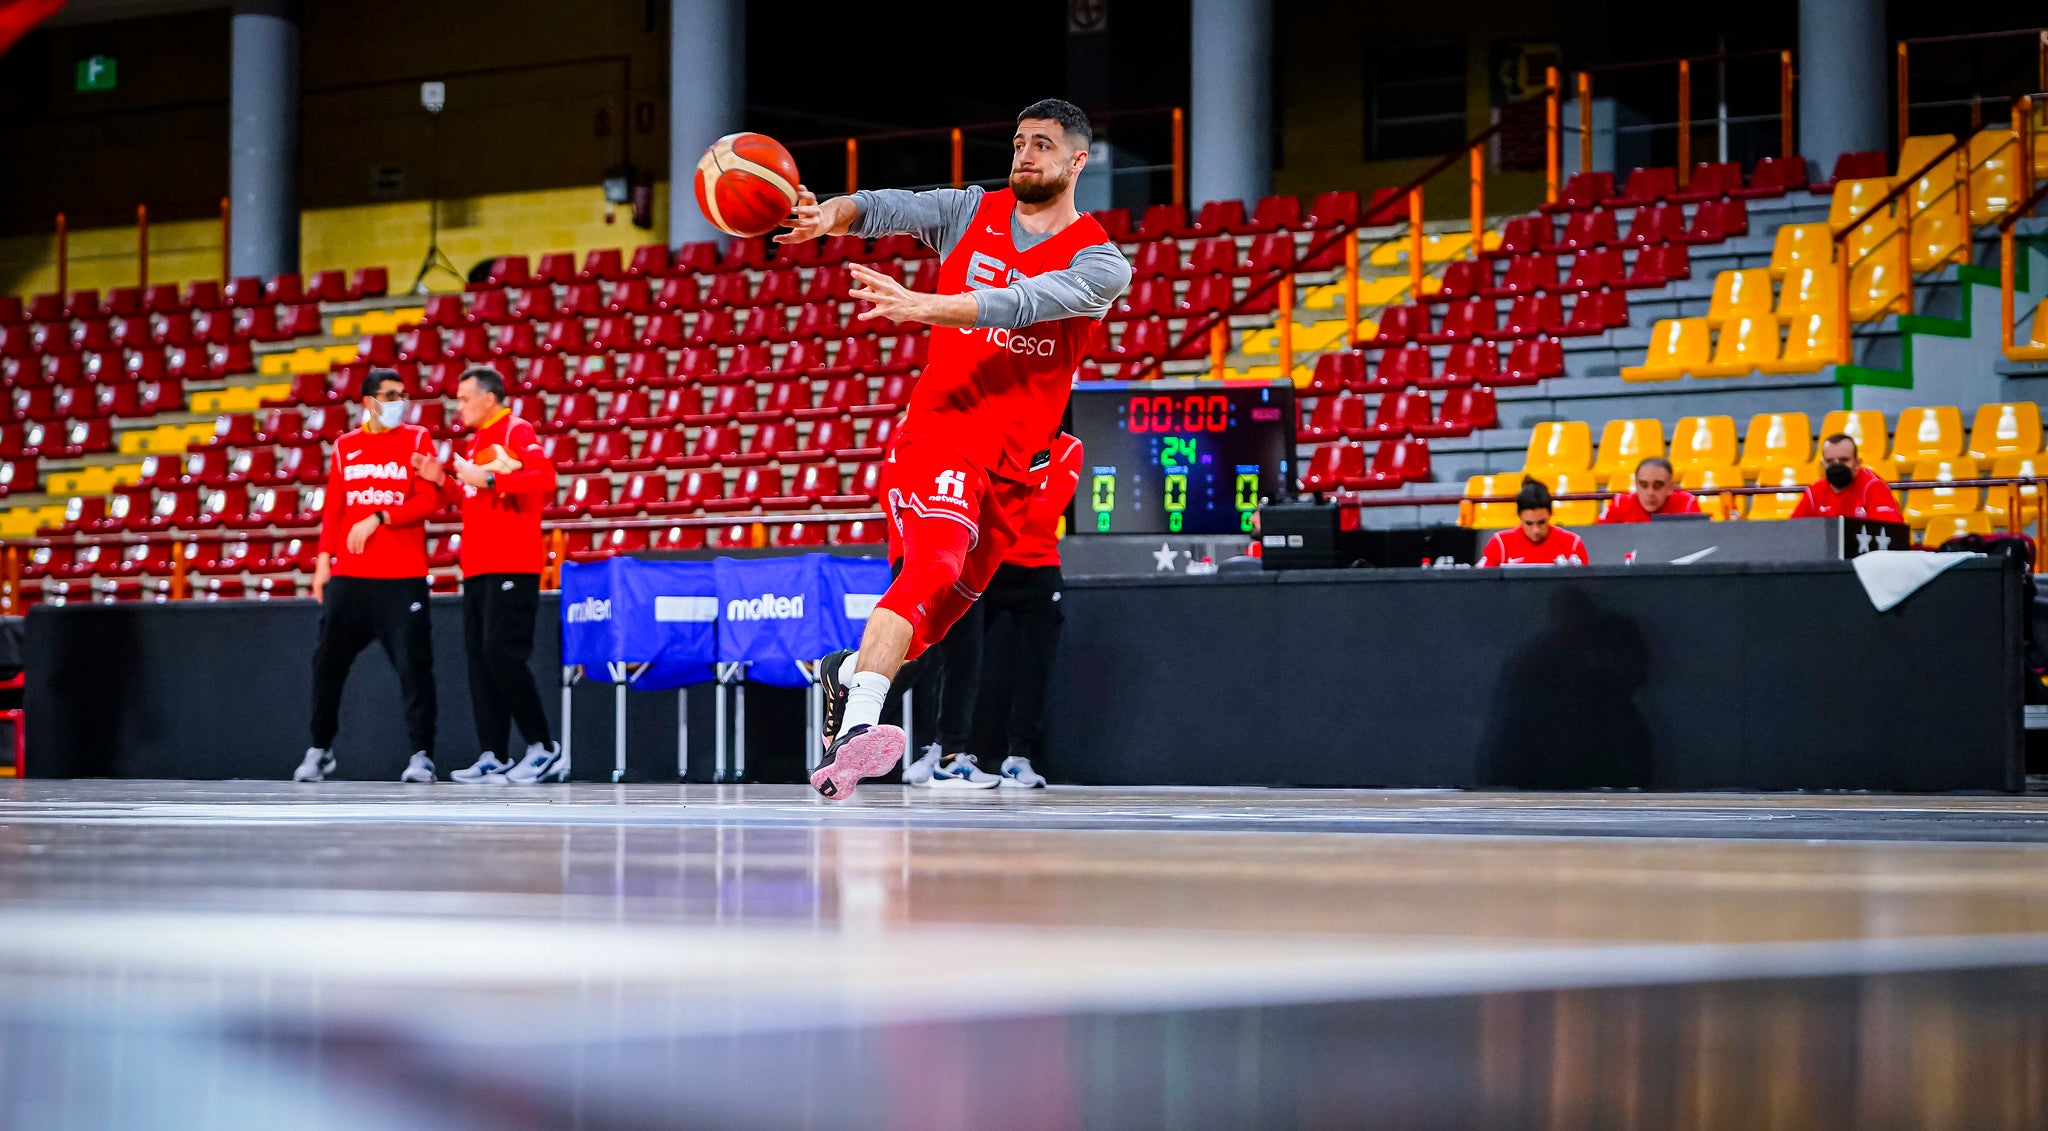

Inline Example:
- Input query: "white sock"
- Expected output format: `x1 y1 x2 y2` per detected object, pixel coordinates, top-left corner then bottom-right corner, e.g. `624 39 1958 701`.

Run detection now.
840 671 891 734
837 652 859 685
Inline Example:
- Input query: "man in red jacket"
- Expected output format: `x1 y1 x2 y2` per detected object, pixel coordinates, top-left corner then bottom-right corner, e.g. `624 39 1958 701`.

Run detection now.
1791 433 1903 521
413 366 565 785
1597 457 1702 523
293 367 442 784
1480 481 1590 567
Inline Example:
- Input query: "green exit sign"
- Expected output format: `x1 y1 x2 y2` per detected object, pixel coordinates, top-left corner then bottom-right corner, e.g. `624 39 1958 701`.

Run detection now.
75 55 117 93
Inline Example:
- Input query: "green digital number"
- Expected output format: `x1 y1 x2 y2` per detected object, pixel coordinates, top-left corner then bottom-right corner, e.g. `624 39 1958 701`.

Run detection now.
1234 472 1261 512
1091 474 1116 513
1240 510 1255 532
1169 511 1184 533
1164 473 1187 513
1096 511 1113 532
1161 436 1197 469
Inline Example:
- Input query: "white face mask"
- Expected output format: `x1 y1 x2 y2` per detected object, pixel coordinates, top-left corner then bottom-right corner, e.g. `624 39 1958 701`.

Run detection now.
372 399 408 429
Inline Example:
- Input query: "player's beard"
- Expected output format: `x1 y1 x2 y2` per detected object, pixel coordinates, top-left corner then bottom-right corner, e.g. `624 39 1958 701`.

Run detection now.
1010 166 1071 204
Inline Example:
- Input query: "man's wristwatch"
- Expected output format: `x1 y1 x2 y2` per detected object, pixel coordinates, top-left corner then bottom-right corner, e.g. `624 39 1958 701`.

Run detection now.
484 472 497 491
373 511 388 526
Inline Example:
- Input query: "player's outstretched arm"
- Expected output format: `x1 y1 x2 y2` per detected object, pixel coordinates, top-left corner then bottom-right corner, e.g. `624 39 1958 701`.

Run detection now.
775 186 856 244
778 185 982 254
848 244 1131 331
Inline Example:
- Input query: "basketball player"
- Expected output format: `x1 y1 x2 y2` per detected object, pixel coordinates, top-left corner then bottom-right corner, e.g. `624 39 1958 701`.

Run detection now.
293 367 441 783
774 98 1131 799
412 367 567 784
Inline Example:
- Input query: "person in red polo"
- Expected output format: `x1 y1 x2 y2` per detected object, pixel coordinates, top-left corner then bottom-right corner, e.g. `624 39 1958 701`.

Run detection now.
1791 433 1902 521
1597 456 1702 523
413 366 565 785
293 367 442 784
1481 480 1590 567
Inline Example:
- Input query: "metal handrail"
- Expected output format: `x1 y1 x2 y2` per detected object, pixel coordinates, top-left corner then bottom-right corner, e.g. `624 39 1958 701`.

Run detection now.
1827 131 1978 357
784 106 1185 200
1896 28 2048 151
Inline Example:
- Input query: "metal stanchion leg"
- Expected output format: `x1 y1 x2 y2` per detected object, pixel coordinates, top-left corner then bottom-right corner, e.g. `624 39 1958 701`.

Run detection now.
901 687 914 761
612 669 628 784
560 666 577 765
713 664 729 784
677 686 689 782
734 668 748 783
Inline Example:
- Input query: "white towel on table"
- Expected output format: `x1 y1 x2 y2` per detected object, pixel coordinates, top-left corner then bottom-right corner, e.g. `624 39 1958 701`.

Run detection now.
1850 550 1980 613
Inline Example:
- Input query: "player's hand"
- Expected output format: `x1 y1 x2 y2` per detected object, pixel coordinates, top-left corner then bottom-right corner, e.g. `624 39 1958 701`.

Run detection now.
346 514 381 555
411 451 446 486
775 186 839 244
848 263 928 324
452 456 490 490
311 555 330 602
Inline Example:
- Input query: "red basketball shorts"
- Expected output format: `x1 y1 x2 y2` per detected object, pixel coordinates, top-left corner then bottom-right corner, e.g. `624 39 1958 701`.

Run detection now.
875 435 1035 659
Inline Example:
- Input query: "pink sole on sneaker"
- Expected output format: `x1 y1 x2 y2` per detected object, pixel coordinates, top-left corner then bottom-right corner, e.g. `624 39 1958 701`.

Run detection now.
810 725 906 801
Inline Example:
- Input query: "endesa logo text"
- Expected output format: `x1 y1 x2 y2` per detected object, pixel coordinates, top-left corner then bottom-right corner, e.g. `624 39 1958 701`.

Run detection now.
981 327 1056 357
565 597 611 624
726 593 805 621
345 488 407 508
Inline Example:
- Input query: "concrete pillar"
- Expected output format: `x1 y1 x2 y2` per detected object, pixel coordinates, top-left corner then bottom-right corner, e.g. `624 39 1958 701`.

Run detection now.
670 0 746 248
228 0 300 279
1799 0 1888 177
1189 0 1271 208
1068 22 1115 212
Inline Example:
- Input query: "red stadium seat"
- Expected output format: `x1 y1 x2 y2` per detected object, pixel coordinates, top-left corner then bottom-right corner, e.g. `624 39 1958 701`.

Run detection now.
267 274 306 305
1136 203 1195 241
1679 198 1747 243
1500 337 1564 386
1366 304 1424 347
1813 151 1885 194
1360 438 1431 488
1300 442 1367 493
1542 171 1614 213
1543 209 1618 253
1415 387 1498 438
1298 393 1365 442
1364 344 1431 391
1735 155 1806 198
1618 205 1685 248
1607 166 1677 207
353 267 388 298
1305 191 1359 229
1622 244 1691 289
676 424 740 468
1305 350 1365 395
1561 249 1624 292
1671 161 1741 204
1429 342 1500 389
1423 260 1484 305
1417 298 1496 345
1358 390 1432 439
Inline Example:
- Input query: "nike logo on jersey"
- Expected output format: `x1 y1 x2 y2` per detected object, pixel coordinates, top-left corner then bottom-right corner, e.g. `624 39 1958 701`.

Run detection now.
984 225 1001 236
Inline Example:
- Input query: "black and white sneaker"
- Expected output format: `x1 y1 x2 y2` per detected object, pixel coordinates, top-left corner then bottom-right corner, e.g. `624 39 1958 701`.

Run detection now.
400 752 436 783
814 648 856 751
809 723 906 801
504 741 568 784
293 747 335 782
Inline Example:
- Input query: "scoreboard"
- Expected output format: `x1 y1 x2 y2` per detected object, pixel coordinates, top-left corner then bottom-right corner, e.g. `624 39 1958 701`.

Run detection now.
1065 379 1295 536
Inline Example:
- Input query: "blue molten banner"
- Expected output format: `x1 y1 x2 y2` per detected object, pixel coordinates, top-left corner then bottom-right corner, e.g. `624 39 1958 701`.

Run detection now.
560 558 719 690
714 554 892 687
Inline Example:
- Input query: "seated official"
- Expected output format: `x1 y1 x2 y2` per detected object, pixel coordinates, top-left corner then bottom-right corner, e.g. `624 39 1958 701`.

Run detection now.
1597 457 1702 523
1791 434 1902 521
1480 481 1589 567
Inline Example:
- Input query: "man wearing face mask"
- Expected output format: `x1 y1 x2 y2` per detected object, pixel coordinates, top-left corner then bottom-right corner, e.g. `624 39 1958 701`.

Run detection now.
1791 434 1902 521
293 367 442 784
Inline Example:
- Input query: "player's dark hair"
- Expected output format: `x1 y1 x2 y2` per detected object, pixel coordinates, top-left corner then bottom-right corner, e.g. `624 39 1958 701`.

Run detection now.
460 365 506 403
1515 480 1554 514
1822 432 1857 455
360 367 403 401
1018 99 1092 148
1635 456 1674 478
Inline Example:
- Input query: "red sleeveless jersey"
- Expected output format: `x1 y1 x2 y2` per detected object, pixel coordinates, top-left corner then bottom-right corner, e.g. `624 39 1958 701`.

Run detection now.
904 188 1111 479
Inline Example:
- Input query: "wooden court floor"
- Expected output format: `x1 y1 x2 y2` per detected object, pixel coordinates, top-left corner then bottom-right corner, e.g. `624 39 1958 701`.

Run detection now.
2 780 2046 1128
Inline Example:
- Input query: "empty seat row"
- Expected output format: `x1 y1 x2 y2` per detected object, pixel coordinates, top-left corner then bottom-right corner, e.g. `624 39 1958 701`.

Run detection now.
1297 387 1498 442
1305 339 1565 393
1371 290 1630 347
1 269 383 328
1541 158 1811 214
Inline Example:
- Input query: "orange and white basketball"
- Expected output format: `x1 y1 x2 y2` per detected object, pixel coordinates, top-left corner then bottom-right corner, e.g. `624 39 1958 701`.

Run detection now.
473 444 522 473
694 132 801 238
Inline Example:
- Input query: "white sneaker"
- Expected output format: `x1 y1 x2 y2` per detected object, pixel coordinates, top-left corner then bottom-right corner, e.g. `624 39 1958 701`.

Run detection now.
999 756 1047 788
451 752 510 784
504 741 569 784
400 753 436 783
902 743 942 787
293 747 334 782
928 754 1000 789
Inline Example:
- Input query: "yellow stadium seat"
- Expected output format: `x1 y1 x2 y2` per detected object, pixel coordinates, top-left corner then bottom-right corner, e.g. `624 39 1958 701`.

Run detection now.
1620 318 1709 381
1774 265 1837 321
1818 410 1889 461
1768 223 1834 279
1984 455 2045 526
1902 457 1982 527
1738 412 1813 475
1523 421 1593 477
1760 311 1842 373
1461 472 1526 529
1670 415 1738 472
1968 128 2019 224
1592 418 1667 478
1706 269 1774 328
1921 512 1996 545
2010 296 2048 362
1896 135 1957 184
1849 257 1906 320
1543 469 1602 526
1679 463 1746 519
1747 463 1818 520
1891 406 1964 464
1907 199 1967 271
1694 315 1780 377
1966 402 2042 461
1832 178 1901 267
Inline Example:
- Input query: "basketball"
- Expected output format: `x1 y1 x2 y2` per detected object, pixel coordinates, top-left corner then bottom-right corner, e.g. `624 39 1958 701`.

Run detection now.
472 444 521 473
694 132 801 238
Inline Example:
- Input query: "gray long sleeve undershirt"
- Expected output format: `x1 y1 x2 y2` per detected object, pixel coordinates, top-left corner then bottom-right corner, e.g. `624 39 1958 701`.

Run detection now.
847 185 1132 330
